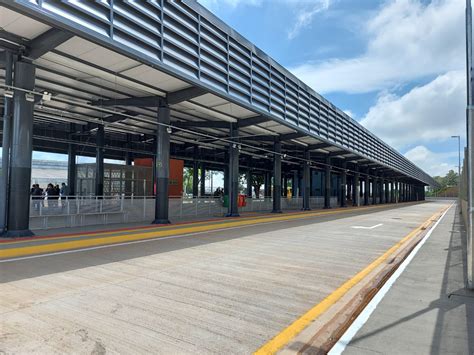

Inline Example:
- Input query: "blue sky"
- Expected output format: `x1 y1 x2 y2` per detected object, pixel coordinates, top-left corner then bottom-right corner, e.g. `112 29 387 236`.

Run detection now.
199 0 466 176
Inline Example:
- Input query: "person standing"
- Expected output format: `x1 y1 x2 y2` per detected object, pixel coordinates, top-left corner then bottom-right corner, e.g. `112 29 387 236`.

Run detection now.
60 183 69 197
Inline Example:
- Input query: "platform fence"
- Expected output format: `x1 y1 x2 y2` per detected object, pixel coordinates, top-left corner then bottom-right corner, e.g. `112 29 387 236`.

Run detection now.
29 195 338 230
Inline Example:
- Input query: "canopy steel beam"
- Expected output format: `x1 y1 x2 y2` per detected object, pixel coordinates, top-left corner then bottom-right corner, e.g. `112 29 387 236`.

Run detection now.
239 115 270 128
27 28 74 59
173 120 229 129
307 142 332 151
94 86 207 108
167 86 207 105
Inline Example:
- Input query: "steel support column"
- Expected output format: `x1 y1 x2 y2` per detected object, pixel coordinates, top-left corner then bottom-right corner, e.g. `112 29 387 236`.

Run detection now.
246 157 252 197
153 103 171 224
353 169 360 207
223 152 229 196
125 134 133 166
394 181 399 203
272 140 282 213
227 123 240 216
5 61 35 237
293 170 298 198
95 125 105 197
372 175 377 205
303 150 310 210
324 156 331 209
67 143 76 196
341 162 347 207
364 170 370 205
200 163 206 196
264 171 271 197
390 181 395 203
0 52 14 234
192 147 199 198
380 177 386 204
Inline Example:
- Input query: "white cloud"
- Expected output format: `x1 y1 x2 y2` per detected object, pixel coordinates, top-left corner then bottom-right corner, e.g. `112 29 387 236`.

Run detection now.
290 0 464 94
360 70 465 150
404 145 458 176
287 0 332 39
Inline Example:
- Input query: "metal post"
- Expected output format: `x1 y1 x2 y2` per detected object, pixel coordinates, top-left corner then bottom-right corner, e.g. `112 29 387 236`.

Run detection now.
227 123 239 217
372 174 377 205
364 169 370 205
341 162 347 207
264 171 271 197
5 61 35 237
380 177 385 204
246 157 252 197
224 151 229 197
153 103 171 224
193 147 199 198
67 141 76 196
303 150 310 210
272 139 282 213
390 181 395 203
324 156 331 209
95 125 105 197
125 134 133 166
293 170 299 198
0 52 14 234
200 162 206 196
354 169 360 207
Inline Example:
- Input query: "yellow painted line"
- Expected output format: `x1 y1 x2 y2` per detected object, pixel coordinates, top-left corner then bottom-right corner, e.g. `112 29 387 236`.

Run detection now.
1 203 409 258
254 205 449 355
1 202 414 246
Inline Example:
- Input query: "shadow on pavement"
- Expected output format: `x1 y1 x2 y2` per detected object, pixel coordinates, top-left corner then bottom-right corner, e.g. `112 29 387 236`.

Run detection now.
348 205 474 354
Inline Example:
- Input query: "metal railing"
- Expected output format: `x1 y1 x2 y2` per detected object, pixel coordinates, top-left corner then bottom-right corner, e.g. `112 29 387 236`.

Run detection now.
28 195 341 230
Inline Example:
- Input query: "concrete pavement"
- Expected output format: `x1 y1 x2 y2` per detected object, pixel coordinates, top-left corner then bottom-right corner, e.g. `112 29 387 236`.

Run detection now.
341 205 474 355
0 201 450 354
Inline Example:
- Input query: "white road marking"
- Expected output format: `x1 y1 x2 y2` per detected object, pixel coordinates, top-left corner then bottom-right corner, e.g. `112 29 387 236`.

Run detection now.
351 223 383 230
328 204 453 355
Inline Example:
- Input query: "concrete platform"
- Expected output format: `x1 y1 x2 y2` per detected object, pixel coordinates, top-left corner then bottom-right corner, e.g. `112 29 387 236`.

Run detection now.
339 205 474 355
0 201 451 354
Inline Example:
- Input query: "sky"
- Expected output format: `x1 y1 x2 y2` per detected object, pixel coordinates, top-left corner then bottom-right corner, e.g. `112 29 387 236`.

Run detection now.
198 0 466 177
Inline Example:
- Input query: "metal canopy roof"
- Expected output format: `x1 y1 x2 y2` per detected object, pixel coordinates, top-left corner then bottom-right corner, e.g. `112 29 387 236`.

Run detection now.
0 0 436 185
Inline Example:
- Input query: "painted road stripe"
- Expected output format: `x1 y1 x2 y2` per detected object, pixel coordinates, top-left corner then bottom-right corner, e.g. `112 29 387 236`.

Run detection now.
328 204 453 355
0 203 408 246
253 205 449 355
351 223 383 230
0 203 405 259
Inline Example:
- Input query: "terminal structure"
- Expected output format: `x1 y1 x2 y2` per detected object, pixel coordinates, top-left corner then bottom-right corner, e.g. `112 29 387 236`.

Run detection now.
0 0 436 237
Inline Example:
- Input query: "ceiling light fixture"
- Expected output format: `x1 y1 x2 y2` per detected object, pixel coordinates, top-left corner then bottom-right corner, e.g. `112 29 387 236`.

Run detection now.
25 92 35 102
42 91 52 101
4 89 13 98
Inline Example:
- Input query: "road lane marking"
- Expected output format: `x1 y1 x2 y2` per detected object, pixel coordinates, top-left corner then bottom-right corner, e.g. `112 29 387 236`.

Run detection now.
0 202 420 246
253 205 450 355
328 204 453 355
351 223 383 230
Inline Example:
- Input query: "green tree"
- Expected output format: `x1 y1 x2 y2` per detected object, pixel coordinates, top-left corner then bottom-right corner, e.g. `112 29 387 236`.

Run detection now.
444 169 458 187
183 167 193 195
252 175 264 198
